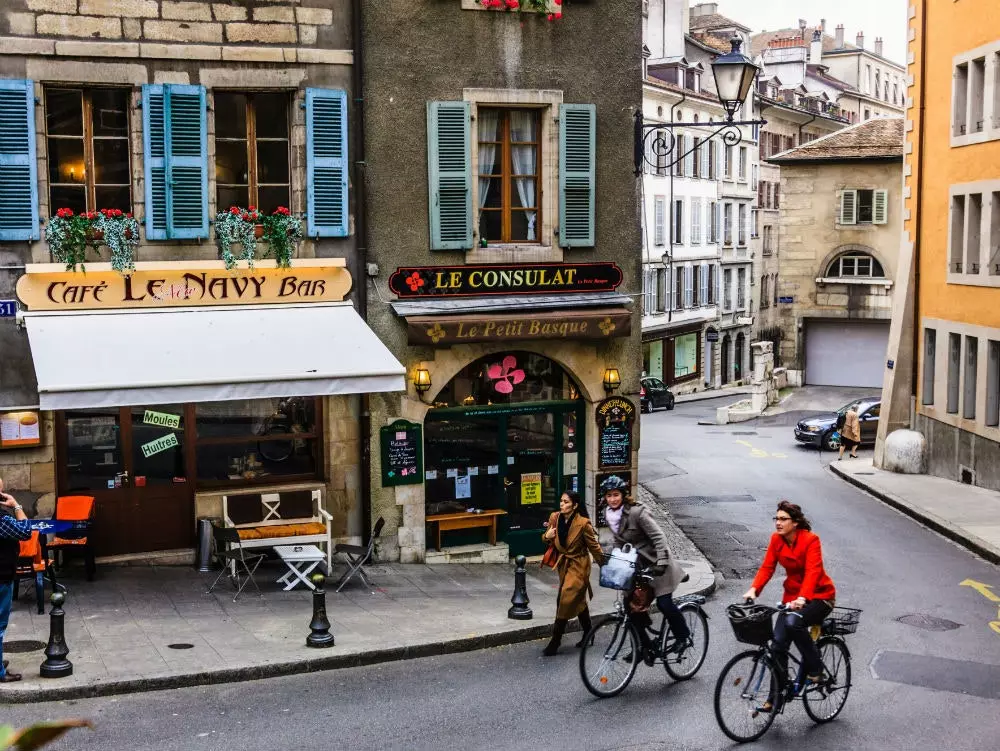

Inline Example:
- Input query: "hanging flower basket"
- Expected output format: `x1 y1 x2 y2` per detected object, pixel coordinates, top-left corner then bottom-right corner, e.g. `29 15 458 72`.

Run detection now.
477 0 562 19
260 206 303 269
44 208 138 274
215 205 260 270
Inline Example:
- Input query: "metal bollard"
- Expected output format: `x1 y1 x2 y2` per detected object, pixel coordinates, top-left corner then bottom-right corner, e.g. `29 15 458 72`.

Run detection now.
507 554 533 620
306 573 335 648
40 592 73 678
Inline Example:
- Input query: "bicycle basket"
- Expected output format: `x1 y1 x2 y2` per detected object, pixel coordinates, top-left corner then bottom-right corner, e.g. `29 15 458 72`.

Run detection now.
823 606 862 636
726 604 774 646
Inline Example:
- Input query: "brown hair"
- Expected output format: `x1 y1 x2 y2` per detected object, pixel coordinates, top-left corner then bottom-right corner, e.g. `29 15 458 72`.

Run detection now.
777 500 812 531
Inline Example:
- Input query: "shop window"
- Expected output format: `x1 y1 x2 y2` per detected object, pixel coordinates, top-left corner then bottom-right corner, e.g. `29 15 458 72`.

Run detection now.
45 87 132 215
922 328 936 405
477 108 542 244
674 332 698 380
432 352 581 408
215 91 291 214
826 253 885 278
63 409 124 492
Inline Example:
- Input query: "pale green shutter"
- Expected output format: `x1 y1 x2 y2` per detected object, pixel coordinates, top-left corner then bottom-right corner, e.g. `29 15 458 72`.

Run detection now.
559 103 596 248
427 101 472 250
839 189 857 225
873 189 889 225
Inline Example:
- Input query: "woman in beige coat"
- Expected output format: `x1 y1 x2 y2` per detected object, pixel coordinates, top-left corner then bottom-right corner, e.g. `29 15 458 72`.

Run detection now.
838 407 861 460
541 491 604 656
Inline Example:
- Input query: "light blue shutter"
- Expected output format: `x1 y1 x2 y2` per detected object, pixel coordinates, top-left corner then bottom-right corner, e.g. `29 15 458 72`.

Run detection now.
427 101 472 250
306 88 349 237
142 84 208 240
559 103 596 248
0 80 39 241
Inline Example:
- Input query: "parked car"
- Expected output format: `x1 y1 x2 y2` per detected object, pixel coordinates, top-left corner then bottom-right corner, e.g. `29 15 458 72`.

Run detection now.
640 377 675 413
794 397 882 451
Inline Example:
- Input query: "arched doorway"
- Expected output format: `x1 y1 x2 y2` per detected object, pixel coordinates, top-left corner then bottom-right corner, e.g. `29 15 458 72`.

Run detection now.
721 334 731 385
424 351 584 556
704 330 716 386
735 332 746 383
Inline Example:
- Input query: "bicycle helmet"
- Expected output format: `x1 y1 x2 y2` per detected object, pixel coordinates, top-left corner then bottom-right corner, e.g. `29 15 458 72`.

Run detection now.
599 475 628 495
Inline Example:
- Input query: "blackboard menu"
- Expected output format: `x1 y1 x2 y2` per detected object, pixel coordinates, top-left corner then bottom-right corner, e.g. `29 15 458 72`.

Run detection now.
595 397 635 469
380 419 423 487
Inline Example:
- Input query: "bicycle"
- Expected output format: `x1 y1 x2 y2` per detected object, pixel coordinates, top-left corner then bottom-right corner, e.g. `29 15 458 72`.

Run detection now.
579 571 710 698
713 601 860 743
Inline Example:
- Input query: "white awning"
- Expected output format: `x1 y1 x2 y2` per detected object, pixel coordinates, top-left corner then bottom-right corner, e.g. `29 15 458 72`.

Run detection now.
22 303 406 410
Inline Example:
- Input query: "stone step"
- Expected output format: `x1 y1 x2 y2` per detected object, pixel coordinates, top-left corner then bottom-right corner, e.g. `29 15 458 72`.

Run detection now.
424 542 510 564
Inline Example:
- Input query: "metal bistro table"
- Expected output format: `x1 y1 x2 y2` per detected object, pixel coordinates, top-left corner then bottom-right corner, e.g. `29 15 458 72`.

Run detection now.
27 519 87 594
273 544 327 591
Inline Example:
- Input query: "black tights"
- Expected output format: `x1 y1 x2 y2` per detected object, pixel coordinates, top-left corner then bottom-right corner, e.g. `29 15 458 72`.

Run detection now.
772 600 834 678
551 607 592 641
633 593 691 646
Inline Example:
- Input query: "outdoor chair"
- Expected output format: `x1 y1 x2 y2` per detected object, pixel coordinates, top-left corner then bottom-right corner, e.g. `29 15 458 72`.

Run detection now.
332 517 385 592
46 495 97 581
207 523 266 602
13 532 47 614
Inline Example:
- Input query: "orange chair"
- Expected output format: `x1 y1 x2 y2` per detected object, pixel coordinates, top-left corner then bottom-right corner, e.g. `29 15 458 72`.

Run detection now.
46 495 96 581
13 532 47 614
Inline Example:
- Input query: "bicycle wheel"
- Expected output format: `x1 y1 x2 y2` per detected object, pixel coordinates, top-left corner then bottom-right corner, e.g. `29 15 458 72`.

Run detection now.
803 637 851 723
713 650 780 743
579 615 641 698
664 604 709 681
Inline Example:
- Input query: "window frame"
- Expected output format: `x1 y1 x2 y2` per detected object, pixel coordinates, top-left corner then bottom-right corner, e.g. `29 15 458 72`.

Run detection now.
826 253 886 279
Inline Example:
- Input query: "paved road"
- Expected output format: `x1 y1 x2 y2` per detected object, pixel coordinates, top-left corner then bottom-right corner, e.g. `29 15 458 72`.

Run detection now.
6 391 1000 750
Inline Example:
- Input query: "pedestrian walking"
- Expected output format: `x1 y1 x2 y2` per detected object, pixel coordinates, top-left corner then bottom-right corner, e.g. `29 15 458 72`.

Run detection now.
1 476 32 683
541 491 604 656
838 406 861 460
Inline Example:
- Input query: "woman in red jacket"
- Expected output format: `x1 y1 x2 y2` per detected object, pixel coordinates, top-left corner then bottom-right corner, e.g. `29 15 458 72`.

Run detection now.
742 501 836 695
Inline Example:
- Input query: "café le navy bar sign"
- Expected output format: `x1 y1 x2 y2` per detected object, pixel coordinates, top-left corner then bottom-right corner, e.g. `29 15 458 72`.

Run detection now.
388 262 623 298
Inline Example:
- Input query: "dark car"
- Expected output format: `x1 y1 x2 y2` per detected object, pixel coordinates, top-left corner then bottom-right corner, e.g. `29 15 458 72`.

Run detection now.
794 397 882 451
640 377 675 413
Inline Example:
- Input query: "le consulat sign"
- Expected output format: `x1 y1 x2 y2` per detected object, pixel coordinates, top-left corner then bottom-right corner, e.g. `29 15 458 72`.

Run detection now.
388 262 623 298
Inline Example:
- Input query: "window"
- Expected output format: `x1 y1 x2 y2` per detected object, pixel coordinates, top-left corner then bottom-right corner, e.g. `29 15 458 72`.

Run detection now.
738 147 747 180
674 134 686 177
951 194 966 272
723 268 732 311
757 179 765 208
737 267 746 309
700 262 709 305
964 336 978 420
45 87 132 214
723 203 733 245
684 266 693 308
655 128 669 175
864 109 871 121
643 268 653 315
763 225 773 255
883 80 890 103
875 70 880 98
866 64 873 94
826 253 886 278
477 108 541 243
708 264 716 304
653 196 666 246
967 193 983 273
772 273 778 306
774 182 780 209
922 328 936 405
691 138 701 178
839 189 888 225
970 57 986 133
692 265 700 307
724 144 733 178
708 201 718 243
737 204 747 246
673 268 683 311
656 268 667 312
672 198 683 244
707 140 716 179
760 276 769 308
987 340 1000 426
893 82 899 105
690 197 702 244
752 208 760 238
947 332 961 414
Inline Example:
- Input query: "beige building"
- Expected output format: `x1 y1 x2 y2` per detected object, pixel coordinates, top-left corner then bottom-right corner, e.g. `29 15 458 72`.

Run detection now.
767 118 904 388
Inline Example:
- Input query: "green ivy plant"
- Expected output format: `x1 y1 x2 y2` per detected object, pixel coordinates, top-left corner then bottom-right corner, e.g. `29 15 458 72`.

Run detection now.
215 206 260 271
44 209 138 274
92 209 139 276
260 206 302 268
44 209 90 271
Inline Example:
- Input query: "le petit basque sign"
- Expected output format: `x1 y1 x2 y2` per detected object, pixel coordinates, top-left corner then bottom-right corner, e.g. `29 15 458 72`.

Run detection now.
407 308 631 345
388 262 623 298
15 260 352 311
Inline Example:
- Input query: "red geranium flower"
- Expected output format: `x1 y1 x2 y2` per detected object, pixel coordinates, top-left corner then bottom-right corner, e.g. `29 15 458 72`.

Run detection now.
241 212 251 222
230 206 240 215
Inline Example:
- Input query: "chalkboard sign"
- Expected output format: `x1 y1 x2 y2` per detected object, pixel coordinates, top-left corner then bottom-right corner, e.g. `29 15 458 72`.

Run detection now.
380 419 423 487
595 397 635 469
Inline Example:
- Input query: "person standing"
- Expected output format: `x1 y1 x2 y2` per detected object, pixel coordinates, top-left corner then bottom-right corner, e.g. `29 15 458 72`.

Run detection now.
541 491 604 656
1 477 32 683
838 406 861 460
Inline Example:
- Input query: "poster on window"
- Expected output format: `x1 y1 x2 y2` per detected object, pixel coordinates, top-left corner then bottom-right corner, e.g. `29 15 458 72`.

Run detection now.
520 472 542 505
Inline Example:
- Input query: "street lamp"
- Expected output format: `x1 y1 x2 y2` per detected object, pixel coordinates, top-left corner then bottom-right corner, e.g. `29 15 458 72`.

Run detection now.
711 38 760 121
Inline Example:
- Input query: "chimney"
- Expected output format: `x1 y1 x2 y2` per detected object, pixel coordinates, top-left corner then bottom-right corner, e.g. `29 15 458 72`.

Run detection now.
821 18 826 34
798 18 807 39
874 37 883 57
835 24 844 48
856 31 864 50
810 29 823 64
691 3 718 18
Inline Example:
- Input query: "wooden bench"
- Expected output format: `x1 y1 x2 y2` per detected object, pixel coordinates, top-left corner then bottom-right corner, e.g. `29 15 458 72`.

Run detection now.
425 509 507 552
222 489 333 571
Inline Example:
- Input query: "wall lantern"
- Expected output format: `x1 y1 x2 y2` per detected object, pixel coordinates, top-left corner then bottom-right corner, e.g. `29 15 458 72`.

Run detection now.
413 368 432 395
602 368 621 394
711 37 761 121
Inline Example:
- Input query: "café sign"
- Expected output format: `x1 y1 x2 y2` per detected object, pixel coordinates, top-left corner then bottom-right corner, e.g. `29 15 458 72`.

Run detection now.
388 262 623 298
407 308 631 345
16 260 352 311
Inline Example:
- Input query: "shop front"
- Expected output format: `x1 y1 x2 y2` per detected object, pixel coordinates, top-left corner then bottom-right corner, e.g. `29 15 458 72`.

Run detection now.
642 321 704 388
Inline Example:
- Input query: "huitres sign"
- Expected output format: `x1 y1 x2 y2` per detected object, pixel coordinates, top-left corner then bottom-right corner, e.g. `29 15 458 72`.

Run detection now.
407 308 631 345
16 260 352 311
388 262 623 298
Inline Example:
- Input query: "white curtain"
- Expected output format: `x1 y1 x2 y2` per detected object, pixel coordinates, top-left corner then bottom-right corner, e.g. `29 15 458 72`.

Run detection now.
477 110 499 210
509 111 537 241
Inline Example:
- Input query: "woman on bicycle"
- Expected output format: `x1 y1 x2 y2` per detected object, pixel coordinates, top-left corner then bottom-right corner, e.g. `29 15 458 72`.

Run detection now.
541 491 604 656
742 501 836 699
601 475 691 657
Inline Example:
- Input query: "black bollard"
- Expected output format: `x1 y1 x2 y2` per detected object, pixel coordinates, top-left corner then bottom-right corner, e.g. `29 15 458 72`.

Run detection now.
40 591 73 678
507 554 533 620
306 572 335 648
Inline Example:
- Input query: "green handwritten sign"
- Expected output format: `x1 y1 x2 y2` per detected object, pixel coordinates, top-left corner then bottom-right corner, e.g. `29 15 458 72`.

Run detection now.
143 410 181 429
141 433 179 458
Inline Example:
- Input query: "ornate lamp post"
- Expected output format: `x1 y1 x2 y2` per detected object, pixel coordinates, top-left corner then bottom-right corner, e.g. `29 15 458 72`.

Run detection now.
634 38 767 175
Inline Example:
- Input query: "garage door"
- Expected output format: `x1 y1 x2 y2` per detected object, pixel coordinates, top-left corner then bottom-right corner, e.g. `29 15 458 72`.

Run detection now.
805 320 890 387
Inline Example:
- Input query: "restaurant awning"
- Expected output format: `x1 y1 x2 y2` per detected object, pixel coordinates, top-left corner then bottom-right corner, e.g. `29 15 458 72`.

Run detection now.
21 302 406 410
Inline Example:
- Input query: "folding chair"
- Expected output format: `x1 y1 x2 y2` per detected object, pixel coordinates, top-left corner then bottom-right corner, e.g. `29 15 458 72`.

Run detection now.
206 524 266 602
13 532 47 614
333 517 385 592
46 495 97 581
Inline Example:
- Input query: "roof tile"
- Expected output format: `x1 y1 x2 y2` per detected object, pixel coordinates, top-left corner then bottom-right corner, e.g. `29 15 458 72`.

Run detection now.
767 117 904 162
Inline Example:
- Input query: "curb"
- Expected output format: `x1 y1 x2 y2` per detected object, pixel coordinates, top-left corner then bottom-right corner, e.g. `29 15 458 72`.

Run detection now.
0 577 716 705
829 463 1000 566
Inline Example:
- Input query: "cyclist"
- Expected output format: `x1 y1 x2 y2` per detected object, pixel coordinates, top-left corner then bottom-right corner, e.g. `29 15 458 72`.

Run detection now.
742 501 836 708
600 474 691 660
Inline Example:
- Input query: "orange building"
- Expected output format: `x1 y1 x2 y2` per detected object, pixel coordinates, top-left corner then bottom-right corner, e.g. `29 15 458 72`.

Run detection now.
879 1 1000 488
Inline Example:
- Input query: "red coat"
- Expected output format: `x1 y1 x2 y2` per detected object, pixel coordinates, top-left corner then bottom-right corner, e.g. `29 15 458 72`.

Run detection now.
751 530 836 604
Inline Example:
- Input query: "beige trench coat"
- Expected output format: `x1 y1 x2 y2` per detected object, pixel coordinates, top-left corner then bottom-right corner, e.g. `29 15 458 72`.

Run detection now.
543 511 604 620
607 502 684 598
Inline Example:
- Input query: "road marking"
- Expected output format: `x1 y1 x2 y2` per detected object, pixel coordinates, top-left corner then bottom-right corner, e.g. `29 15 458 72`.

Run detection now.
960 578 1000 603
734 439 786 460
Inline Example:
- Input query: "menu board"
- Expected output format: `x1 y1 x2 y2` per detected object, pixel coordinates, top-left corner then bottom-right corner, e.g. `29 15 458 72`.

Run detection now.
0 411 41 448
380 419 423 487
595 397 635 469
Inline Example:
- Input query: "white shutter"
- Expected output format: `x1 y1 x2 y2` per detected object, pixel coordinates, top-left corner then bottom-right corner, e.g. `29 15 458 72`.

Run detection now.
873 189 889 224
684 266 693 307
691 197 701 243
654 197 665 246
700 262 709 304
702 140 711 177
675 135 685 176
685 141 695 176
839 189 858 224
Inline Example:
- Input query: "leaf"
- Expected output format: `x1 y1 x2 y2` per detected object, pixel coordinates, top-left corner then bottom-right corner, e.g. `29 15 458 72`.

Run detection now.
6 720 92 750
0 727 16 750
486 364 502 379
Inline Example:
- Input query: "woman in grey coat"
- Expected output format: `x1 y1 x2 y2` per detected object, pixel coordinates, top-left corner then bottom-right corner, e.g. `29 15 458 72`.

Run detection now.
600 475 691 657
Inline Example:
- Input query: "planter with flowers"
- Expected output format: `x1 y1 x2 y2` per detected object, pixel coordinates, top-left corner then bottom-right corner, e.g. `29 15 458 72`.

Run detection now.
260 206 303 268
215 205 261 270
474 0 562 19
44 208 139 274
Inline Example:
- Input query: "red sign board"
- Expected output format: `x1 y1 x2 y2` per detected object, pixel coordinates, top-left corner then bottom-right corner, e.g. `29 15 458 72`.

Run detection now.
388 262 623 298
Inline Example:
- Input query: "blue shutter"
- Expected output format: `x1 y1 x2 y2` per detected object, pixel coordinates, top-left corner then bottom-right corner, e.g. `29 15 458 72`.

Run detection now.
306 88 349 237
559 103 596 248
427 101 472 250
0 80 39 242
142 84 208 240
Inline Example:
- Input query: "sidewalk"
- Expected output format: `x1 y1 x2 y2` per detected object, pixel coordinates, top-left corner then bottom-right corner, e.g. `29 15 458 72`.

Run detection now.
1 519 714 703
674 385 752 405
831 458 1000 565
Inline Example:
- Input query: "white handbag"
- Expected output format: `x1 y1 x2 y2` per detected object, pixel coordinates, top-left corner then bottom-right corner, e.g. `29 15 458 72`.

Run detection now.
599 543 639 590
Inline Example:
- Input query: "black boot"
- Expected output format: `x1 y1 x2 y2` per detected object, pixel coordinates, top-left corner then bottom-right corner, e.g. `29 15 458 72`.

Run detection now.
543 619 567 656
575 608 592 647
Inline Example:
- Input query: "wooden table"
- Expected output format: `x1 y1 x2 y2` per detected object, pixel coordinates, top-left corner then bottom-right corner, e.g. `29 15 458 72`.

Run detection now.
425 510 507 551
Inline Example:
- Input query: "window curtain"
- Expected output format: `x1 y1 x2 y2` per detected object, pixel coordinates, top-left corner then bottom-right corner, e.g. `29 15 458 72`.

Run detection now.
510 110 537 241
477 109 499 211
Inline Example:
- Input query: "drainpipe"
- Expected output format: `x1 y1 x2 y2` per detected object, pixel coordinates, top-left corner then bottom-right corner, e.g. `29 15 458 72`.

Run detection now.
352 0 373 545
797 113 816 144
911 0 927 401
667 90 687 325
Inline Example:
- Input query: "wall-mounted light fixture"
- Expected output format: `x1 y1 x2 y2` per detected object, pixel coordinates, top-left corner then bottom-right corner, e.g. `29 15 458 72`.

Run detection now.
603 367 621 394
413 368 432 396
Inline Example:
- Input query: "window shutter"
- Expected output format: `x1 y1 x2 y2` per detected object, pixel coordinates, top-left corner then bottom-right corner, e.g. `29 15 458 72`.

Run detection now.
307 88 349 238
702 140 710 177
691 198 701 243
700 262 709 303
143 84 208 240
427 101 473 250
873 188 889 225
674 134 685 176
839 189 857 225
559 103 596 247
0 79 39 242
684 266 693 307
653 198 665 246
